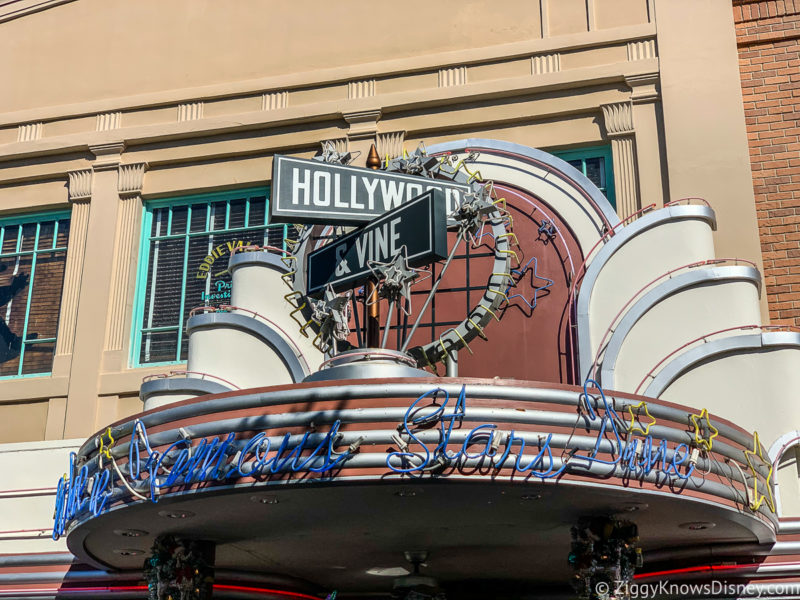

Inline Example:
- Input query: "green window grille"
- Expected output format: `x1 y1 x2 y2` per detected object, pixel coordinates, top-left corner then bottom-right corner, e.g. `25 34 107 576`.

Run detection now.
0 211 70 378
552 145 616 210
131 188 291 366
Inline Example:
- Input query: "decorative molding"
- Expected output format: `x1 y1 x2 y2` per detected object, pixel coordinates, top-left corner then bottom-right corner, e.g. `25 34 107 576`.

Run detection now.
627 39 657 61
320 138 349 155
117 162 148 198
90 141 125 171
177 102 204 122
347 79 376 100
262 91 288 111
531 53 561 75
376 131 405 160
343 109 381 140
625 73 660 104
67 169 92 202
55 198 90 356
601 102 635 137
96 111 121 131
438 66 467 87
17 122 42 142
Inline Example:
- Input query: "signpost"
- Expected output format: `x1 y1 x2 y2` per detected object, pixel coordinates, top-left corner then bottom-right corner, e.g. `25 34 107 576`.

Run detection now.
270 155 469 225
306 189 447 295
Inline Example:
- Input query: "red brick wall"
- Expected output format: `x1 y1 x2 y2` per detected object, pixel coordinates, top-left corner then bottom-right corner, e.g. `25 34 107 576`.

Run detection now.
734 0 800 325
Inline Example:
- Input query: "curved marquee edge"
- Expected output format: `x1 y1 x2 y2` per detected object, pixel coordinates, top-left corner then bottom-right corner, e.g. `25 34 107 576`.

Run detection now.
599 265 762 389
139 377 233 404
186 312 309 383
576 205 718 381
426 138 620 228
644 331 800 398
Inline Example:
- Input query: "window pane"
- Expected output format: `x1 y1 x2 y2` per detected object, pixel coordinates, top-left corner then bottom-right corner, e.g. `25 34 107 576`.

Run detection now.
228 199 247 229
140 329 180 364
170 205 189 235
137 191 273 364
248 196 266 227
0 215 68 378
584 157 605 190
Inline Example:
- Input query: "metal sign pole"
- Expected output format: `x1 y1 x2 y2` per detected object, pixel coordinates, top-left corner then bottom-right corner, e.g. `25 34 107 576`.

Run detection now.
365 144 381 347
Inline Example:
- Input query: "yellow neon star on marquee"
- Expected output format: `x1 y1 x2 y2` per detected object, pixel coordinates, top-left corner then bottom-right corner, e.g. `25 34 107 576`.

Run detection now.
744 431 775 513
689 408 719 451
626 401 657 436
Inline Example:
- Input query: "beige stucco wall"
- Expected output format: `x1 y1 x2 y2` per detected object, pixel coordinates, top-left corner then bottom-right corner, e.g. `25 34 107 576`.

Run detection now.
0 0 779 449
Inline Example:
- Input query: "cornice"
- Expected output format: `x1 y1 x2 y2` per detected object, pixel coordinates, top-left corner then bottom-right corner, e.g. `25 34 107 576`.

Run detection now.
0 23 656 128
625 72 660 104
0 59 659 170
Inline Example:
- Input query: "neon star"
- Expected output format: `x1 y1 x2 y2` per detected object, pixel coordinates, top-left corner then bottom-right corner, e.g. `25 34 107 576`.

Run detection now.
689 408 719 451
626 401 657 436
744 431 775 513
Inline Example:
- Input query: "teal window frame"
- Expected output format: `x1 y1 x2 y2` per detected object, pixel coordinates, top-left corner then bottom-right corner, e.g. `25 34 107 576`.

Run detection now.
130 187 287 368
552 145 616 210
0 210 70 380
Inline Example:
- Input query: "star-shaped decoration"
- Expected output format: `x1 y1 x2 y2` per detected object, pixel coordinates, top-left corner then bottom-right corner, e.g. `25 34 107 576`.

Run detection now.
503 256 554 314
367 249 422 309
744 431 775 513
626 401 657 436
688 408 719 451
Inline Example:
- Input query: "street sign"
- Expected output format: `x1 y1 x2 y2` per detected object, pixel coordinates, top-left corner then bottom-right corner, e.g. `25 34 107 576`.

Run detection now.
306 189 447 295
270 155 470 225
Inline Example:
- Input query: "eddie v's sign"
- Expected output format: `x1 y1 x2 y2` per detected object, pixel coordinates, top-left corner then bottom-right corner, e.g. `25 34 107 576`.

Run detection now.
269 155 470 225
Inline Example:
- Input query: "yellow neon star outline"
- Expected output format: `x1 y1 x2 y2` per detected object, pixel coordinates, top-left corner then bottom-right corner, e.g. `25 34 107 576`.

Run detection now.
98 427 115 460
626 401 657 436
689 408 719 451
744 431 775 513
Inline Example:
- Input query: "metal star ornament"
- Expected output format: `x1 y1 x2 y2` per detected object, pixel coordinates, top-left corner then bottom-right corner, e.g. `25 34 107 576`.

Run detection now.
367 249 421 309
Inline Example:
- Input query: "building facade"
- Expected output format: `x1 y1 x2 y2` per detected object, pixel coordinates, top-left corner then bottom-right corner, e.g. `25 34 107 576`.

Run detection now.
0 0 798 598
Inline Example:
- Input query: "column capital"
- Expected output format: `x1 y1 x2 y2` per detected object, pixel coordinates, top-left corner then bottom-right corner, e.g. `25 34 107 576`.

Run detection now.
118 162 148 198
376 130 406 160
90 141 125 171
625 72 660 104
67 169 93 202
601 102 635 138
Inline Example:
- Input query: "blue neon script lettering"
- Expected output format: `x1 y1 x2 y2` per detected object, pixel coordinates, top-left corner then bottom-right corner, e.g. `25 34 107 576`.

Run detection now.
386 381 695 482
52 419 350 540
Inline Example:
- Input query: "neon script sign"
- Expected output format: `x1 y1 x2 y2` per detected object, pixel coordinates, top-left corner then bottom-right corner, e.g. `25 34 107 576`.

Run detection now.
386 380 696 479
52 420 351 540
53 382 695 540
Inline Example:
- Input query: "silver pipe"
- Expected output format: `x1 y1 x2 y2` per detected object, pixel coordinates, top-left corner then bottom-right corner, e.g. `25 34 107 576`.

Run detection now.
400 228 465 352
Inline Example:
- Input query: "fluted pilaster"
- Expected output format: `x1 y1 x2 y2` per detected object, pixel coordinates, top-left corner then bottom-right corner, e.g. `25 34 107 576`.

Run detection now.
601 102 639 219
104 163 147 351
55 171 93 356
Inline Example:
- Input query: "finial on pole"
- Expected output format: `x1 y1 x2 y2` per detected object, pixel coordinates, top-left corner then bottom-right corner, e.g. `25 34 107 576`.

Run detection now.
367 143 381 170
